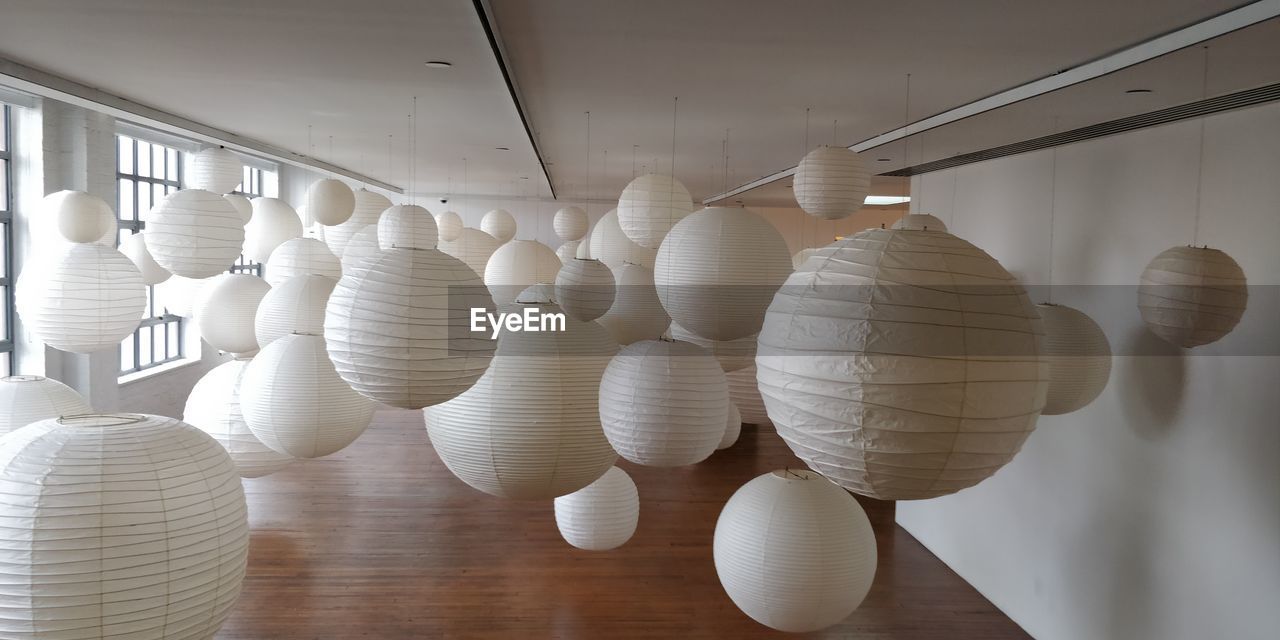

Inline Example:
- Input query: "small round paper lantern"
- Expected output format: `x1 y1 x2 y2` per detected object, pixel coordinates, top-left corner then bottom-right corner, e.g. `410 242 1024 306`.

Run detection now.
617 174 694 249
435 210 464 242
43 190 114 244
718 402 742 450
255 274 335 347
757 228 1048 500
670 323 756 373
599 339 728 466
327 189 391 258
379 204 439 250
727 365 771 426
244 197 303 263
194 273 271 355
241 334 374 458
188 146 244 193
589 208 657 271
0 413 249 639
892 213 948 231
325 247 497 409
307 178 356 226
17 243 146 353
145 188 245 278
340 225 381 276
556 240 581 264
425 301 618 499
555 258 615 322
655 207 792 341
183 359 295 478
266 237 341 286
714 469 877 632
439 227 502 277
484 239 561 306
1037 304 1112 415
554 466 639 551
0 375 91 436
554 206 589 241
793 146 870 220
119 231 172 285
1137 245 1248 348
223 193 254 225
481 208 517 243
598 263 670 345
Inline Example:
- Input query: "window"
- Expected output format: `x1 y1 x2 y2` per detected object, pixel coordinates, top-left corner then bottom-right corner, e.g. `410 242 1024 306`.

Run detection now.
229 164 277 276
0 105 13 376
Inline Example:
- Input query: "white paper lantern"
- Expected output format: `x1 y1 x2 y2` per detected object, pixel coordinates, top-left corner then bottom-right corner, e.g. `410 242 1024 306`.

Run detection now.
194 273 271 355
655 207 792 341
727 365 771 426
757 228 1048 500
340 225 381 276
183 359 295 478
223 193 254 225
0 375 91 436
599 339 728 466
1137 245 1248 348
617 174 694 249
0 413 249 639
327 189 391 258
554 206 589 241
17 243 146 353
379 204 439 250
241 334 374 458
597 263 670 345
555 258 615 322
483 239 561 306
670 322 756 373
718 402 742 450
325 247 497 409
481 208 517 243
793 146 870 220
255 274 335 348
435 210 464 242
439 227 502 277
188 146 245 193
266 237 341 286
892 213 948 231
307 178 356 226
42 190 114 244
144 188 245 278
589 208 657 271
425 301 618 499
554 466 639 551
1037 303 1112 415
244 197 303 263
714 469 877 633
556 240 581 264
119 231 172 285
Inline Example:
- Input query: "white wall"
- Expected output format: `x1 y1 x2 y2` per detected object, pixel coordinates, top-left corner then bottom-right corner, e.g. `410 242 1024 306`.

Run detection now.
897 101 1280 640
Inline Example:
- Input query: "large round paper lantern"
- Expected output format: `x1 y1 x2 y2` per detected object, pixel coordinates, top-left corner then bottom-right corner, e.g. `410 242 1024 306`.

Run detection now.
326 189 390 258
307 178 356 226
670 323 756 373
555 258 615 322
0 413 249 639
793 146 870 220
655 207 792 341
188 146 244 193
554 205 589 241
183 359 295 478
1037 304 1112 415
145 188 245 278
379 204 439 250
223 193 254 225
0 375 91 436
892 213 948 231
481 208 516 243
425 300 618 499
17 243 146 353
757 228 1048 500
718 402 742 450
43 190 114 244
556 240 581 264
439 227 501 277
1137 245 1248 348
435 210 463 242
266 237 341 286
255 274 335 347
325 247 497 409
340 225 381 276
241 334 374 458
484 239 561 306
589 208 657 271
194 273 271 355
617 174 694 249
244 197 303 263
714 469 877 633
597 263 670 345
119 231 171 285
554 466 639 551
727 365 771 426
599 339 728 466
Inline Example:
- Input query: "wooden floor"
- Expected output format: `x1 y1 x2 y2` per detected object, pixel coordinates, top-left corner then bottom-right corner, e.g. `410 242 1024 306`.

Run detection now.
217 410 1030 639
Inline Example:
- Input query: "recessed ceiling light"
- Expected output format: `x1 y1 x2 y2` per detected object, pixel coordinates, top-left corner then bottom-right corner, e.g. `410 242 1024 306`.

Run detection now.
519 176 529 180
424 60 453 68
495 147 510 151
877 158 892 162
864 195 911 206
1125 88 1152 94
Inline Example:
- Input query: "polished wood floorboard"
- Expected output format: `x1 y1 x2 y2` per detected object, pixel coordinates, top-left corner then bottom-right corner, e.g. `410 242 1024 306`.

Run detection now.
217 410 1030 639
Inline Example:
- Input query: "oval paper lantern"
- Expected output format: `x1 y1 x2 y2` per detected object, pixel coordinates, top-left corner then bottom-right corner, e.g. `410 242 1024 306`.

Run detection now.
670 323 756 373
119 231 171 285
379 204 439 250
438 227 501 277
481 208 516 243
714 469 877 632
326 189 390 258
241 334 374 458
425 301 618 499
1037 304 1112 415
266 237 341 286
145 188 246 278
727 365 771 426
307 178 356 226
555 258 615 322
589 208 657 271
188 146 244 193
244 197 303 263
325 247 497 409
892 213 948 231
554 466 639 551
183 359 295 478
554 205 589 241
655 207 792 341
45 190 114 244
435 210 463 242
0 375 91 436
17 243 146 353
793 146 870 220
718 402 742 450
255 274 335 348
194 273 271 355
757 229 1048 500
223 193 254 225
599 339 728 466
484 239 561 306
0 413 249 639
556 240 581 264
597 263 670 345
340 225 381 276
1137 245 1248 348
617 174 694 249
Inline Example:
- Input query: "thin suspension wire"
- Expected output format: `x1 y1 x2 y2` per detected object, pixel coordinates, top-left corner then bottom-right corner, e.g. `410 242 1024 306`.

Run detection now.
584 111 591 205
1192 46 1210 247
804 107 811 154
1046 116 1061 303
832 119 838 145
670 97 679 178
463 157 468 218
902 73 912 199
722 129 730 194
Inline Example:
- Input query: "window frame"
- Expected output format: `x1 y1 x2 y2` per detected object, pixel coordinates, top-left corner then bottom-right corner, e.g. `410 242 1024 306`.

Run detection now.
229 164 268 276
0 105 13 376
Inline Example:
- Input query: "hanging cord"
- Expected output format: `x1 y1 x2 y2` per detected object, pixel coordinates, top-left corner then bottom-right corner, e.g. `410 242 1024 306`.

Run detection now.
1191 46 1210 248
670 97 679 178
584 110 591 206
950 162 958 227
1046 116 1060 304
386 134 393 199
328 135 334 176
832 119 838 146
803 107 811 154
632 145 638 179
463 157 468 219
902 73 912 201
